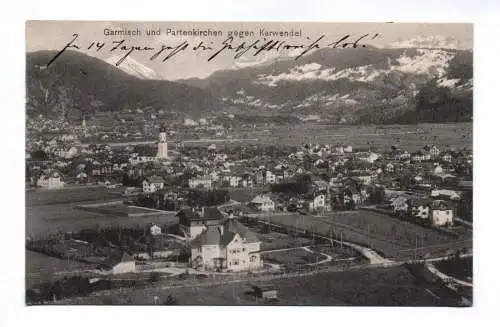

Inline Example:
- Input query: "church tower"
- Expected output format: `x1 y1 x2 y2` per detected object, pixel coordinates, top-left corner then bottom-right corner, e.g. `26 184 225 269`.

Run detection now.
157 125 169 159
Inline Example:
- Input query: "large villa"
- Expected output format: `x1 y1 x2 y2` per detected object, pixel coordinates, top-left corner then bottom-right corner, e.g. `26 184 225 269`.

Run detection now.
178 208 263 272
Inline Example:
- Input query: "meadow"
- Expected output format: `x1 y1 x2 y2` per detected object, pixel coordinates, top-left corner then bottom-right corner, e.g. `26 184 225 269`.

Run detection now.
55 266 466 306
232 122 472 151
264 211 472 260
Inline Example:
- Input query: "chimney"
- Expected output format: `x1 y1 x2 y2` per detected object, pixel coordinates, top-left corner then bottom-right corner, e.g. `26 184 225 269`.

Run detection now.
219 225 224 236
201 207 205 217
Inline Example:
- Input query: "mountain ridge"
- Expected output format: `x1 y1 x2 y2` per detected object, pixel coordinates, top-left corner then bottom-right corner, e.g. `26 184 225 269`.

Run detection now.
26 50 221 120
176 46 472 124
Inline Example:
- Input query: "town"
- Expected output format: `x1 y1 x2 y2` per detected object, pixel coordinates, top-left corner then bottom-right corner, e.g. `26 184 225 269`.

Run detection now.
25 114 473 305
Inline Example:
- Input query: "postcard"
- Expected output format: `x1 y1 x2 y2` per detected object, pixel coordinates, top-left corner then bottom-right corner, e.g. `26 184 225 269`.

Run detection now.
25 21 473 306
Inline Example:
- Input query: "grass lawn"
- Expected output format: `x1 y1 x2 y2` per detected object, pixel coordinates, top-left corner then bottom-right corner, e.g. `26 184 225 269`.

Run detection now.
55 266 468 306
253 229 312 251
265 212 471 260
26 250 96 288
26 187 120 206
227 186 269 203
261 248 322 267
26 202 178 237
308 244 362 260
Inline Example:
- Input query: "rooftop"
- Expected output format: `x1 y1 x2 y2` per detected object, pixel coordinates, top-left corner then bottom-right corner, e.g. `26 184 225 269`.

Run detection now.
177 207 225 221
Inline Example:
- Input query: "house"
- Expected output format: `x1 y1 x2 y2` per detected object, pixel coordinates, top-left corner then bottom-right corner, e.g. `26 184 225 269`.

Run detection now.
249 195 275 212
241 174 254 188
37 172 64 189
441 152 453 163
188 175 213 189
391 196 409 215
359 152 380 164
385 163 395 173
255 170 265 185
308 193 326 212
100 251 136 275
178 207 224 239
229 175 242 188
395 150 411 161
434 164 444 175
150 224 162 236
142 176 165 193
352 174 375 185
265 170 276 184
430 201 454 226
431 189 461 200
190 214 263 272
409 198 431 220
429 145 441 157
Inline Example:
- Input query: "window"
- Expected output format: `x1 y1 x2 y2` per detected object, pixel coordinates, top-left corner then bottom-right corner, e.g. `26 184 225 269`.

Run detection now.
233 260 239 265
242 248 246 252
250 255 257 263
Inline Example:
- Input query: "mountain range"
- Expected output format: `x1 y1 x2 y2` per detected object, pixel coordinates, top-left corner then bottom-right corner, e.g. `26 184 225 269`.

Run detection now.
26 37 473 125
177 46 472 124
26 51 220 120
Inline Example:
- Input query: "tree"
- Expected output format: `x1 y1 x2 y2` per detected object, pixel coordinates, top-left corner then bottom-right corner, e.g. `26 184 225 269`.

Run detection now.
457 189 473 222
163 294 178 305
369 186 386 205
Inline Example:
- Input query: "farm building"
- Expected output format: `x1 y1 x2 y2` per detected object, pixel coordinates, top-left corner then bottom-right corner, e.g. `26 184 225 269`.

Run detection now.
250 285 279 300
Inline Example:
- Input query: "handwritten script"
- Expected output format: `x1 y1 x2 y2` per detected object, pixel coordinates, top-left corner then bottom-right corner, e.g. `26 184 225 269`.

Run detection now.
46 33 380 68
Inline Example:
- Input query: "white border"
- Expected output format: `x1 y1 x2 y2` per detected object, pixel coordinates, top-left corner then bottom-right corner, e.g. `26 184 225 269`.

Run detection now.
2 1 500 327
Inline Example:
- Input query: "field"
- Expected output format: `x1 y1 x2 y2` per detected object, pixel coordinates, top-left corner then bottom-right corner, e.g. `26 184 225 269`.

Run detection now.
76 203 168 217
230 122 472 152
263 211 472 260
261 248 323 267
26 186 121 206
96 122 472 153
55 266 467 306
26 250 96 288
26 196 178 237
226 186 269 203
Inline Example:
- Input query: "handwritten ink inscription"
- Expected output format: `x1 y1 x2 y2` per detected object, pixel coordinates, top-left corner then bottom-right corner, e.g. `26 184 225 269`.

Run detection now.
46 33 380 68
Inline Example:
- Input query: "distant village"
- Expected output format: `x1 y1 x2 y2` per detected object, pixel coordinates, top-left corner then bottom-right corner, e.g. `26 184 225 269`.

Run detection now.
26 114 473 278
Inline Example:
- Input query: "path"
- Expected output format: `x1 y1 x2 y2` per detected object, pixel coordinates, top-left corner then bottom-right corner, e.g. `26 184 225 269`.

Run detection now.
425 260 472 306
425 261 473 288
454 217 473 229
259 246 306 254
302 246 333 266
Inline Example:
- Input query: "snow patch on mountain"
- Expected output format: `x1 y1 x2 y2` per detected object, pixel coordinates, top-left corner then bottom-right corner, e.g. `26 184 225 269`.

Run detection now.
295 93 359 109
231 48 314 69
437 78 461 88
254 63 382 86
391 49 454 76
105 55 164 80
387 35 464 50
253 49 456 87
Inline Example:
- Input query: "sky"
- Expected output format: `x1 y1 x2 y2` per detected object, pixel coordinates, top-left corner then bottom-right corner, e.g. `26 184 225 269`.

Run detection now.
26 21 473 80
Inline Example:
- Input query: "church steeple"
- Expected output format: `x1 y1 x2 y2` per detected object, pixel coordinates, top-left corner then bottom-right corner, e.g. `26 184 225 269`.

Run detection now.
157 125 168 159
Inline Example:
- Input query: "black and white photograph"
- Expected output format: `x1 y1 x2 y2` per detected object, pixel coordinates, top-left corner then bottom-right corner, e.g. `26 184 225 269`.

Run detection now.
25 21 473 306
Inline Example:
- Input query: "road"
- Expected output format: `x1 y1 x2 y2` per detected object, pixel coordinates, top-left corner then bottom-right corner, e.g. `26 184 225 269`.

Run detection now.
51 251 472 304
250 212 472 261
